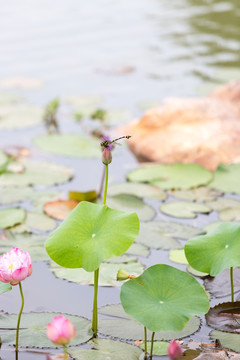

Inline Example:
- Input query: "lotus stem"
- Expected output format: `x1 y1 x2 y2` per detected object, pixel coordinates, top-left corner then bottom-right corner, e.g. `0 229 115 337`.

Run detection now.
92 164 109 336
149 332 155 359
63 344 67 360
144 326 147 360
230 267 234 302
16 282 24 353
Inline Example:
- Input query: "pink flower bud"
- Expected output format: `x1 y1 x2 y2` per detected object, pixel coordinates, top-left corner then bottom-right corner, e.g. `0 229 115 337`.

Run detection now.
47 315 76 345
0 248 32 286
168 340 183 360
102 148 112 165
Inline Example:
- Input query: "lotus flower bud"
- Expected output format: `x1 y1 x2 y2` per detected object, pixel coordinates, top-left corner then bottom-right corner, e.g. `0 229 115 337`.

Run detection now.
168 340 183 360
117 269 130 281
0 248 32 286
102 147 112 165
47 315 76 345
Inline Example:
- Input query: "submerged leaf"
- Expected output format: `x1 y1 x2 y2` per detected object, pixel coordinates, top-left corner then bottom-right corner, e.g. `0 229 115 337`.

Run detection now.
34 134 100 157
0 312 92 347
120 264 209 332
45 201 139 271
68 338 142 360
160 201 210 218
206 302 240 333
210 330 240 352
127 164 213 190
204 268 240 298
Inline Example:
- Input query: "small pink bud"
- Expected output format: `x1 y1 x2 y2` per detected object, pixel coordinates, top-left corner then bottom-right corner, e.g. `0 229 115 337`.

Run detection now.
0 248 32 286
47 315 76 345
102 148 112 165
168 340 183 360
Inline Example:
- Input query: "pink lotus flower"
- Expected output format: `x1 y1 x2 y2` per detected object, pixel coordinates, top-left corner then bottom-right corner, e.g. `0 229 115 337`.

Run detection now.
47 315 76 345
168 340 183 360
0 248 32 286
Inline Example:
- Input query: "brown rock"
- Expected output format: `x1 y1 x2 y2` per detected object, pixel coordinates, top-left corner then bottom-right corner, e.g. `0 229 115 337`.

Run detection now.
121 80 240 170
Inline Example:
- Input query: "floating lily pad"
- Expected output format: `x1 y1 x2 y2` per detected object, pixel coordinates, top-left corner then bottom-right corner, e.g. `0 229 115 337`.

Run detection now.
108 182 167 200
45 201 139 272
0 187 34 204
126 243 150 257
106 194 155 222
44 199 78 220
140 341 169 356
185 222 240 276
0 208 26 229
0 105 43 129
50 261 144 287
99 304 201 341
34 134 100 157
68 338 142 360
127 164 213 190
0 93 24 105
210 164 240 195
160 201 210 218
136 222 200 250
204 268 240 298
0 234 48 261
206 302 240 333
103 109 132 126
0 282 12 295
169 249 188 264
187 265 209 278
206 198 240 212
120 265 209 332
0 150 8 169
170 187 221 202
219 208 240 221
0 160 73 187
69 190 98 202
63 95 103 115
11 211 57 233
210 330 240 352
0 312 92 347
202 222 222 234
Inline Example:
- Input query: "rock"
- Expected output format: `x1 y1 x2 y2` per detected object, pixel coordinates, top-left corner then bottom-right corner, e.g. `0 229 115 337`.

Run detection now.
121 80 240 170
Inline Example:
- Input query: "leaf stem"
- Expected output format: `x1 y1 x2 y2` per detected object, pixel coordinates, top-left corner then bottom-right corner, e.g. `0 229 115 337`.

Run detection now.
63 345 67 360
92 164 109 337
230 266 234 302
16 282 24 353
144 326 147 360
149 332 155 359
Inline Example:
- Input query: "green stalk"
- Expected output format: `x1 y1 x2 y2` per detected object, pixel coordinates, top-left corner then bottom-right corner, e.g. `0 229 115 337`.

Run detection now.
16 282 24 353
63 345 67 360
92 164 109 336
230 267 234 302
149 332 155 359
144 326 147 360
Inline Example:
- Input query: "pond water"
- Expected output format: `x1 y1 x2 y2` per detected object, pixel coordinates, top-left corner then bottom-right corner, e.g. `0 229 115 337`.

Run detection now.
0 0 240 359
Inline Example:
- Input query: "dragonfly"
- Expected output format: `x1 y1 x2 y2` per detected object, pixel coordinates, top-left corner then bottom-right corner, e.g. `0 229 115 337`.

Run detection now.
100 135 131 149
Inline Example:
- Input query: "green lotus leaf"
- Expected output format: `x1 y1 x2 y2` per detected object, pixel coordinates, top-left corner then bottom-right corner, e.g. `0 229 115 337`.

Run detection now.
0 234 48 261
136 222 201 250
0 312 92 347
108 182 167 200
34 134 100 157
0 160 73 187
50 260 144 287
187 265 209 278
209 164 240 195
185 222 240 276
127 164 213 190
210 330 240 352
204 268 240 298
120 264 209 332
0 282 12 295
68 338 142 360
0 208 26 229
45 201 139 271
202 222 222 234
170 187 221 201
206 302 240 333
106 194 155 222
160 201 210 218
98 304 201 341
